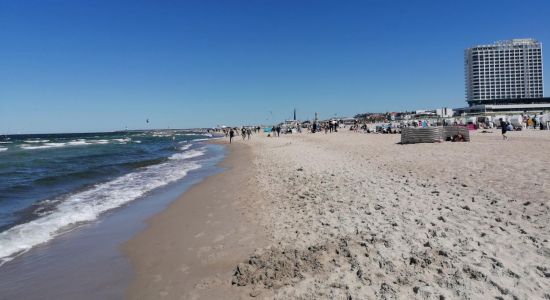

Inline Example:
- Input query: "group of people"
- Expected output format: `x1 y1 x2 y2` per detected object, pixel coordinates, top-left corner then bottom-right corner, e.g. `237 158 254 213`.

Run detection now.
308 120 338 134
524 115 545 130
224 126 261 143
268 126 282 137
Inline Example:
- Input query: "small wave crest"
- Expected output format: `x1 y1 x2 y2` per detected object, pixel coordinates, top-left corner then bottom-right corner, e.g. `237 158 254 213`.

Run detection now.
179 144 192 151
92 140 110 144
169 148 205 160
19 138 130 150
23 139 50 143
112 138 131 143
21 143 67 150
67 139 88 146
0 147 7 152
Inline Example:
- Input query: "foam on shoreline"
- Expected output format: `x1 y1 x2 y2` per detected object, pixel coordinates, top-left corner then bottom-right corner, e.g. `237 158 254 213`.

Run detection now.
0 147 205 265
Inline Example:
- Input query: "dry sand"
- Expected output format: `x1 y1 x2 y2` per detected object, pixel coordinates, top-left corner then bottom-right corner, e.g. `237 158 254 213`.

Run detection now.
127 130 550 299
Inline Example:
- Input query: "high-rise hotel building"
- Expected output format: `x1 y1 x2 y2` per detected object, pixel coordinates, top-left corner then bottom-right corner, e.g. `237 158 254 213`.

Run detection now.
465 39 543 106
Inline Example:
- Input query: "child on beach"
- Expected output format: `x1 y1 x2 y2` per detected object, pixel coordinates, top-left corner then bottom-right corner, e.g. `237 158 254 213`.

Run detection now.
229 129 235 143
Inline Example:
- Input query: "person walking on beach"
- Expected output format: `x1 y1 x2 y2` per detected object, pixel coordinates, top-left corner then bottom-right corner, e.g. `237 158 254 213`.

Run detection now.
246 128 252 140
241 127 246 140
229 128 235 143
500 118 508 140
276 126 281 137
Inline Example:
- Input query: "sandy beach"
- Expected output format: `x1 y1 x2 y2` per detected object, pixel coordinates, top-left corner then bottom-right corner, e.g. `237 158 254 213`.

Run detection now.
126 130 550 299
123 142 267 299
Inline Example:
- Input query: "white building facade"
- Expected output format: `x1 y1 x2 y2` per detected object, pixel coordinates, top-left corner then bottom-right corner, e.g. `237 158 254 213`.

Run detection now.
465 39 543 105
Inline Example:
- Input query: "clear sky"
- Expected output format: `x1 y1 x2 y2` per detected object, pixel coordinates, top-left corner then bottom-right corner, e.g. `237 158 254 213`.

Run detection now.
1 0 549 133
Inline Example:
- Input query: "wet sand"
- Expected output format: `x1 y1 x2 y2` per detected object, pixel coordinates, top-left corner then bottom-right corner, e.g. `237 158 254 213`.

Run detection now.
124 142 267 299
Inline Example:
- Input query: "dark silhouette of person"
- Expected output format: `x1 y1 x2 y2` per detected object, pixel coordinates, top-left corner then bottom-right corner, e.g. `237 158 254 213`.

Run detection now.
500 118 508 140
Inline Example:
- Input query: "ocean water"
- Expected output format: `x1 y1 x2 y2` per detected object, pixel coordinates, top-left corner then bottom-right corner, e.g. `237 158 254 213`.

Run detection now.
0 130 218 266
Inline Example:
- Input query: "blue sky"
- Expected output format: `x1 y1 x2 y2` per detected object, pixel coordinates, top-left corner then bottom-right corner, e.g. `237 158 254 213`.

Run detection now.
1 0 549 133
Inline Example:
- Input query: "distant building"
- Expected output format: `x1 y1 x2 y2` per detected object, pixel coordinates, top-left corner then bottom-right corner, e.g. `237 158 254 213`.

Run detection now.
455 103 550 115
465 39 543 106
436 108 453 118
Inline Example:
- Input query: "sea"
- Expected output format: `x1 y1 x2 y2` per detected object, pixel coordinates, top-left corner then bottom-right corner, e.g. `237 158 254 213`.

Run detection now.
0 130 222 269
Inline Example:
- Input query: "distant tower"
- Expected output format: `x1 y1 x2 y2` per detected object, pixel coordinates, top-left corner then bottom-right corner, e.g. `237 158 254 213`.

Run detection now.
293 108 296 121
315 112 318 121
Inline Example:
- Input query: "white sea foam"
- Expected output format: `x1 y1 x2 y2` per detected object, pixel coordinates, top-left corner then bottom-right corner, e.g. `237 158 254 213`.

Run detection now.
0 141 13 144
0 147 7 152
92 140 110 144
152 132 172 137
169 148 205 160
112 138 131 143
0 158 203 266
179 144 192 151
20 143 67 150
67 139 89 146
20 139 114 150
23 139 50 143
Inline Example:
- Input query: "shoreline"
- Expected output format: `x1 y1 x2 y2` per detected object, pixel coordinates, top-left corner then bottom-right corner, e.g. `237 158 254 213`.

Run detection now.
0 142 226 300
123 140 268 299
